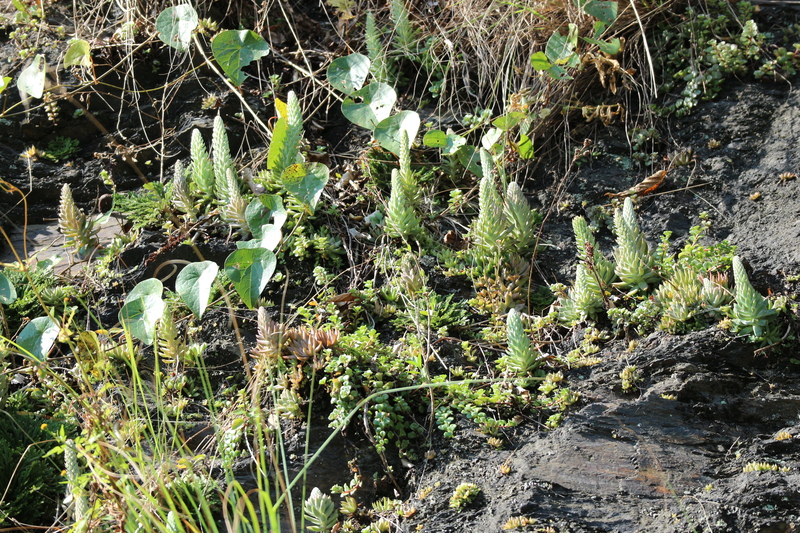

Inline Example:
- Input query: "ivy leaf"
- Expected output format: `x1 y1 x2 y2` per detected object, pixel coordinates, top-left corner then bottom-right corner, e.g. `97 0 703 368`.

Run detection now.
156 4 199 53
175 261 218 319
18 54 47 99
374 111 420 156
63 39 92 68
326 53 371 95
119 279 165 345
546 24 580 68
422 130 467 156
212 30 270 86
17 316 59 363
281 162 330 214
224 248 276 309
341 82 396 130
0 271 17 304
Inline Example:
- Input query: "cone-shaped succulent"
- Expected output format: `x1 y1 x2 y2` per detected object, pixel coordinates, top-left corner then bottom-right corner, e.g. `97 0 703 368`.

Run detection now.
731 256 778 341
613 198 659 294
506 308 540 375
572 216 616 288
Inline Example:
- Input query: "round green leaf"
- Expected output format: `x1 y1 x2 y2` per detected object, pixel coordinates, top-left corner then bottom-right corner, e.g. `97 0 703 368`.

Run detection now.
156 5 198 53
374 111 421 156
119 279 165 345
0 272 17 305
175 261 218 319
423 130 466 156
18 55 46 99
327 53 371 95
224 248 277 309
212 30 270 86
17 316 59 363
341 82 396 130
530 51 553 71
546 24 580 68
281 162 330 213
63 39 92 68
236 224 281 251
0 76 12 95
492 112 527 132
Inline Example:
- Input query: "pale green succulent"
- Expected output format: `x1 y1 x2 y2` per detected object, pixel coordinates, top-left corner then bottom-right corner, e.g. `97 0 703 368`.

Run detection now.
572 216 616 288
471 149 506 254
505 308 540 376
613 198 659 294
503 182 541 253
730 256 778 342
385 131 423 238
557 264 604 326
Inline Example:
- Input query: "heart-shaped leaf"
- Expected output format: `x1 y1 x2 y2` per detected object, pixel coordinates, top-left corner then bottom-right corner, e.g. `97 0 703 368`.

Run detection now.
327 53 371 95
546 24 580 68
0 77 12 96
281 162 330 213
224 248 277 309
17 316 59 362
212 30 270 86
240 224 282 251
156 4 199 53
423 130 467 156
18 55 47 99
374 111 420 156
63 39 92 68
119 278 165 345
256 194 288 229
0 272 17 305
175 261 218 318
341 82 396 130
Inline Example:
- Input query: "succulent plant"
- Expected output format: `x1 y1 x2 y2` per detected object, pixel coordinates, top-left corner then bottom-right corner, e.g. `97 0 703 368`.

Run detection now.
613 198 659 294
505 308 540 376
730 256 778 342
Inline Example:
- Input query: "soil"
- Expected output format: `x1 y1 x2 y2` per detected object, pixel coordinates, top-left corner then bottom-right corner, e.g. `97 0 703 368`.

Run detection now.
1 2 799 532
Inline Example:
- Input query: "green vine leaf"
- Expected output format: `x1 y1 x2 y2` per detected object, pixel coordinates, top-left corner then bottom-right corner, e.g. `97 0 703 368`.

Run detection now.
0 271 17 305
212 30 270 86
175 261 219 319
374 111 420 156
326 53 370 95
281 162 330 214
224 248 276 309
341 82 396 130
17 54 47 99
155 4 199 53
63 39 92 68
119 279 165 345
17 316 59 363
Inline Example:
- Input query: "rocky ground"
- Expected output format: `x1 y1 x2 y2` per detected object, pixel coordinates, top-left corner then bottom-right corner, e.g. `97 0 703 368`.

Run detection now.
1 1 799 532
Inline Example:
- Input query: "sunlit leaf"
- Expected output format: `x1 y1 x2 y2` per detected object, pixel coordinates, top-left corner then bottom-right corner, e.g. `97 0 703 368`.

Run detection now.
224 248 276 309
175 261 218 318
281 162 330 213
517 133 535 159
119 279 165 345
17 55 47 99
546 24 579 68
17 316 59 363
63 39 92 68
423 130 466 155
374 111 420 155
492 112 527 131
326 53 370 95
156 4 199 53
0 76 11 95
212 30 270 86
341 82 396 130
